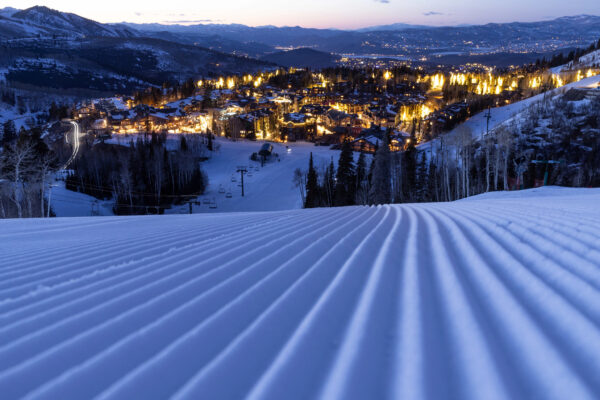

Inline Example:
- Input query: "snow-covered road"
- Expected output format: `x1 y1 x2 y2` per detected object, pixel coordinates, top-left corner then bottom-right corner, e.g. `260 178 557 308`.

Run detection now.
0 187 599 399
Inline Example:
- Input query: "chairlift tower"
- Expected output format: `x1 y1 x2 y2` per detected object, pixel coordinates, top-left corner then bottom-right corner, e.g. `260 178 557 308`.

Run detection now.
531 159 562 186
236 166 248 197
485 106 492 135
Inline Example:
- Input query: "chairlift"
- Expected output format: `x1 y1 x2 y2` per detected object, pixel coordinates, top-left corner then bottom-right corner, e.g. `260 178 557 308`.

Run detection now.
225 192 233 198
231 177 237 182
218 186 226 193
203 198 211 205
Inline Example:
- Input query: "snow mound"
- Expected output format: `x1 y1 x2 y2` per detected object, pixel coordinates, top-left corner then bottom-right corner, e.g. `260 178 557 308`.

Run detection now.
0 187 599 399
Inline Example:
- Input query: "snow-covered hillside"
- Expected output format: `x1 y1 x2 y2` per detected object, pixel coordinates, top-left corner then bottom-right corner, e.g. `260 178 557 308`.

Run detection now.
440 74 600 141
0 6 137 39
0 187 599 399
184 139 340 213
554 49 600 72
57 138 341 216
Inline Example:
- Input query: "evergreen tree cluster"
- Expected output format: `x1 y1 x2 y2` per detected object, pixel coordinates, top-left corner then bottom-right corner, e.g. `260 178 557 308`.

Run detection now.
66 134 208 215
536 38 600 69
303 88 600 208
303 133 393 208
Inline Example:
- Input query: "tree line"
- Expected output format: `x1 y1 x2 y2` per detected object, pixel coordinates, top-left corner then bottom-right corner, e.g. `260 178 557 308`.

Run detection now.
0 124 61 218
298 90 600 208
66 133 209 215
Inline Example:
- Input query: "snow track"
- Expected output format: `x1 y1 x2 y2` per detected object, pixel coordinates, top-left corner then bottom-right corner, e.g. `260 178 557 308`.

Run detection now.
0 187 599 400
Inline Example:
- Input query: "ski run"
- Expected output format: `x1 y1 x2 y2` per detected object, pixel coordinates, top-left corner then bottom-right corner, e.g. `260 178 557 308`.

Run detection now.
0 187 599 400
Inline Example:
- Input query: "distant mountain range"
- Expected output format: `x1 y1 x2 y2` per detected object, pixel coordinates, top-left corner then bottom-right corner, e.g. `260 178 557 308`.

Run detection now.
120 14 600 58
0 6 599 98
0 6 274 98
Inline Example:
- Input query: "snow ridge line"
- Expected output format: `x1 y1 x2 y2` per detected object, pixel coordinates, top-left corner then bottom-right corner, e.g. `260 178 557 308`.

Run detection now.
0 213 297 301
0 207 344 354
245 206 394 400
432 205 600 398
54 207 374 400
0 207 365 399
0 188 599 400
0 212 277 278
450 205 600 294
0 212 309 318
164 206 392 400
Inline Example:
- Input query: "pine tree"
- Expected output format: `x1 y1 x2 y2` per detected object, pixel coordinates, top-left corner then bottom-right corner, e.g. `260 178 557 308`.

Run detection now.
355 148 367 204
416 151 428 202
369 133 392 205
334 140 356 206
403 135 417 200
305 153 319 208
367 142 378 186
180 135 188 152
324 157 335 207
207 132 213 151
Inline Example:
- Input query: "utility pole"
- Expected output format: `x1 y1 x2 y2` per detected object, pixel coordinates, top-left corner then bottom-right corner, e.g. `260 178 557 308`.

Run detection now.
485 106 492 135
237 166 248 197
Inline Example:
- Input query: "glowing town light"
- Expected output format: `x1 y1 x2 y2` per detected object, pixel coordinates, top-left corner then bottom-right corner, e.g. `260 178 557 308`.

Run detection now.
529 77 541 89
450 73 467 85
227 78 235 89
384 71 392 80
430 74 444 91
197 80 203 87
420 105 433 118
552 74 564 88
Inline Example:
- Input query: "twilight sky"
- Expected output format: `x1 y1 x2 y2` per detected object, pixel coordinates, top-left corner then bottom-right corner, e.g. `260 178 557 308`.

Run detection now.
2 0 600 29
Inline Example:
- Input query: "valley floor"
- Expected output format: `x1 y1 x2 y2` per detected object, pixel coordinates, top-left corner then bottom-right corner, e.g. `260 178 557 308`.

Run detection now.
0 187 599 399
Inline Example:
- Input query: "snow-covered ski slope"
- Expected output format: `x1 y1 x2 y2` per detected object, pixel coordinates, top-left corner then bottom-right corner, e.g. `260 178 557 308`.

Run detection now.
1 187 599 400
441 74 600 141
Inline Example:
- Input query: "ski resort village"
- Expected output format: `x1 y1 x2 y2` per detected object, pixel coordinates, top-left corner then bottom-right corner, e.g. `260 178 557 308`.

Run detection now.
1 3 600 400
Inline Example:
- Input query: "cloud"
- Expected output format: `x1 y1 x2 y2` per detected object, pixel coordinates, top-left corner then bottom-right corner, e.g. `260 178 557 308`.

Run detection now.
374 0 390 3
161 19 221 24
424 11 444 16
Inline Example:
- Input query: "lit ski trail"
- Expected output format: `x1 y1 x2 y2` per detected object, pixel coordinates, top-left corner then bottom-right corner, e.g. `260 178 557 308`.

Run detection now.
0 187 598 399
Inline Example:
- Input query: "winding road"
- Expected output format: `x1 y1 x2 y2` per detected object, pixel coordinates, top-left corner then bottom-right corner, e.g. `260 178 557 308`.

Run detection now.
63 121 81 170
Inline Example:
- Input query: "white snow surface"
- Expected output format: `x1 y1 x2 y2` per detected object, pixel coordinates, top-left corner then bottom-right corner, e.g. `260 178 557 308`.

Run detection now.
187 139 341 214
0 187 599 399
